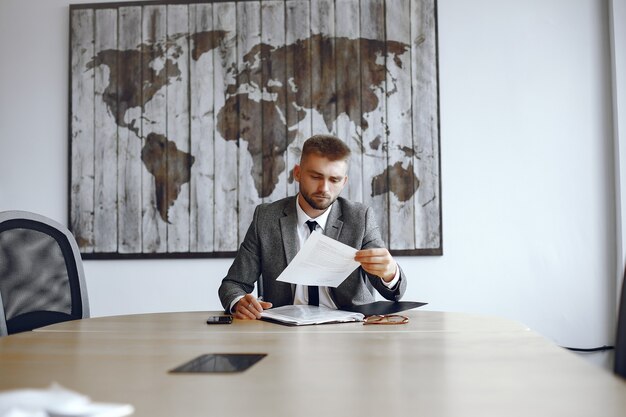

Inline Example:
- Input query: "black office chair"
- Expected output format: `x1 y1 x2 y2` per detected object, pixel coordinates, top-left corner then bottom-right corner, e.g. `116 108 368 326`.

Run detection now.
615 263 626 378
0 211 89 336
0 290 6 336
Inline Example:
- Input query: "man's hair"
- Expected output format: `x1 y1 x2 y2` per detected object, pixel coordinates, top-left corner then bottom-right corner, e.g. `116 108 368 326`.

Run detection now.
301 135 351 162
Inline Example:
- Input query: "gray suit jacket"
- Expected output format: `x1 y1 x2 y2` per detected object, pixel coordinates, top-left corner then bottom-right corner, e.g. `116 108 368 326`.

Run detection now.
218 196 407 311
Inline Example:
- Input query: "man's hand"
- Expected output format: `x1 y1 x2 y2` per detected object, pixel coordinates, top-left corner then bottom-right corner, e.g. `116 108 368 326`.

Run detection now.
354 248 398 282
234 294 273 320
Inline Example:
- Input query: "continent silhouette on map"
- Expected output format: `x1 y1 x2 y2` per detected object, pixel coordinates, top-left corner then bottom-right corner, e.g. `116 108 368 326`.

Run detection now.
191 30 229 60
216 34 409 198
86 31 227 223
371 161 420 202
141 133 196 223
86 31 229 136
87 44 177 136
217 93 299 199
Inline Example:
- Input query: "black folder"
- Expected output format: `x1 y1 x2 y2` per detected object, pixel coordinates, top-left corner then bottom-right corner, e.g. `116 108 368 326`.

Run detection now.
345 301 427 316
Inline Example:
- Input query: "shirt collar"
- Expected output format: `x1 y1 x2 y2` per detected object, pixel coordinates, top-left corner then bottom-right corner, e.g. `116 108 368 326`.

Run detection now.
295 194 333 231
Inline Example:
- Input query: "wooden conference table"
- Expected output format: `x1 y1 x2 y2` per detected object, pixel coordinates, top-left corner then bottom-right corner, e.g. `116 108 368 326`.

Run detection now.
1 310 626 417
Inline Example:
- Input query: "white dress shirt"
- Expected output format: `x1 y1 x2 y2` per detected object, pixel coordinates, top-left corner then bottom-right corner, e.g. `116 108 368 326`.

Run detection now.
292 198 337 308
292 197 400 308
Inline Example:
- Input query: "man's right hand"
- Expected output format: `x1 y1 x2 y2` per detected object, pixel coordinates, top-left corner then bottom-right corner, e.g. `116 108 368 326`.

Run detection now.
234 294 273 320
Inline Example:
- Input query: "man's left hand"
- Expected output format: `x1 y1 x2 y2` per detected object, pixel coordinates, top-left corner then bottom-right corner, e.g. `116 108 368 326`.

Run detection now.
354 248 397 282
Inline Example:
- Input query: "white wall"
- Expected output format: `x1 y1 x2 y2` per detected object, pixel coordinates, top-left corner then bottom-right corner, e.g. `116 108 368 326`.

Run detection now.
611 0 626 294
0 0 620 350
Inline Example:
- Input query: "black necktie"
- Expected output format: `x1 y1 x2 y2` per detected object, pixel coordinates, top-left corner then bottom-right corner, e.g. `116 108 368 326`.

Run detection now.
306 220 319 306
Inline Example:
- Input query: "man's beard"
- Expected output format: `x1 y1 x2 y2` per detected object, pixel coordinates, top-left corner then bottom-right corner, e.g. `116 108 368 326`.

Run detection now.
300 190 336 211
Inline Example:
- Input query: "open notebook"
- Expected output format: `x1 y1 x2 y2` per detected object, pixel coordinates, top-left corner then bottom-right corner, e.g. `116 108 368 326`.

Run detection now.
260 305 364 326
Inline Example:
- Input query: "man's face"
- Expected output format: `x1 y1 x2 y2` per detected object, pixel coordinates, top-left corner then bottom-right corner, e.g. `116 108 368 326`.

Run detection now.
294 154 348 216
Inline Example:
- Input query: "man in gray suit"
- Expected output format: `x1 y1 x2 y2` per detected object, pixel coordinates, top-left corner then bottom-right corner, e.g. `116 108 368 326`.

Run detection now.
219 135 406 319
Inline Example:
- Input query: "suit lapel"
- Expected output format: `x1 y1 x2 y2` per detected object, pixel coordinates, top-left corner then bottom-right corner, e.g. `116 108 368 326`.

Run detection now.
279 198 299 264
324 201 344 241
281 197 344 258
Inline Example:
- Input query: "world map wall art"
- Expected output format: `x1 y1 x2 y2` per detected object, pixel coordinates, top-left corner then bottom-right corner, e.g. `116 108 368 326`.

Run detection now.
69 0 441 258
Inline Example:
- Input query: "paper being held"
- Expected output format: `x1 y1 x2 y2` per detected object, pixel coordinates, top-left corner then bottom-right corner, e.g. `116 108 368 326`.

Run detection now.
276 231 360 287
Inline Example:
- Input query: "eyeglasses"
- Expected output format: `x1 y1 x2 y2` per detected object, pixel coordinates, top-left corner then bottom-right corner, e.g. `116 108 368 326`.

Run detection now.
363 314 409 325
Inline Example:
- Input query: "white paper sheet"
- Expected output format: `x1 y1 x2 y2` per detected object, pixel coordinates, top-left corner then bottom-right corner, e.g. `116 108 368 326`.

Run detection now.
0 383 134 417
276 231 360 287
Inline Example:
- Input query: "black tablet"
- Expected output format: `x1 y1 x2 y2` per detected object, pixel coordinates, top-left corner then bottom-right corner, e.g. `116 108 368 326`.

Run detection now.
346 301 427 316
169 353 266 373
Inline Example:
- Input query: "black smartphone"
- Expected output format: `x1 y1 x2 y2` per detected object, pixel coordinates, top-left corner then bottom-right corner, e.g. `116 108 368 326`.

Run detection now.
206 315 233 325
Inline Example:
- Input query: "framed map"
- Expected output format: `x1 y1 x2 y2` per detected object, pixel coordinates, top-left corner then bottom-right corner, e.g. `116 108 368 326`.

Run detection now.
69 0 441 258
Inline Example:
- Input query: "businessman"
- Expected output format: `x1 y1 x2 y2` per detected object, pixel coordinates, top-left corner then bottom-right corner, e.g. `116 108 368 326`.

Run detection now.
218 134 407 319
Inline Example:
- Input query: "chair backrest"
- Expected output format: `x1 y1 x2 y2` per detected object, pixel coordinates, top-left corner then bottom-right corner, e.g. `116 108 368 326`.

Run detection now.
0 291 6 336
0 211 89 336
616 264 626 378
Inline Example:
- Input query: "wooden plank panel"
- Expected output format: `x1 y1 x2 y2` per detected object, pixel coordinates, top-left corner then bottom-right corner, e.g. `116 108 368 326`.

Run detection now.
310 0 336 136
93 9 118 253
236 0 263 243
261 1 288 204
141 5 168 253
411 0 441 250
386 0 415 250
189 3 215 252
285 0 312 197
360 0 389 245
213 2 239 251
335 0 362 203
166 4 191 252
70 9 95 252
117 6 143 253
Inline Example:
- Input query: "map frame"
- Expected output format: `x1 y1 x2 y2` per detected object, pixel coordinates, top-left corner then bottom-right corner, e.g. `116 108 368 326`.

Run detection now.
68 0 442 259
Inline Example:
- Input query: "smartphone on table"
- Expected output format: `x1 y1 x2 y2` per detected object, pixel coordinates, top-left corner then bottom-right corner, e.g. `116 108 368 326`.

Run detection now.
206 315 233 325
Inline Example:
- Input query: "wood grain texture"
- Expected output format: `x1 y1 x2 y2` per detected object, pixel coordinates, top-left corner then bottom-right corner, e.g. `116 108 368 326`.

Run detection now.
335 0 363 203
190 3 215 252
70 9 96 252
386 0 415 250
360 0 389 245
262 1 289 204
93 9 118 253
285 0 312 198
118 6 143 254
213 2 239 251
166 4 191 252
141 5 168 253
412 0 441 249
310 0 336 137
236 1 263 242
